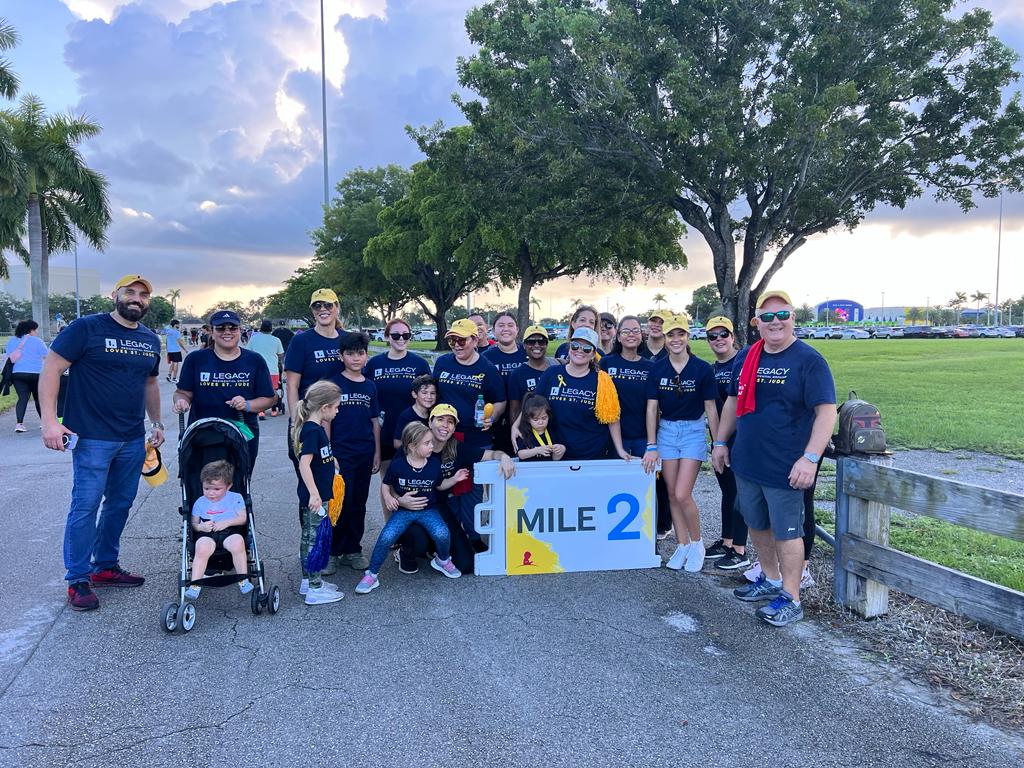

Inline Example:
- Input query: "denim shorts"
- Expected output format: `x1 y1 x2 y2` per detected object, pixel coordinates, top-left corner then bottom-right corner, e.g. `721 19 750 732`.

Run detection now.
657 417 707 461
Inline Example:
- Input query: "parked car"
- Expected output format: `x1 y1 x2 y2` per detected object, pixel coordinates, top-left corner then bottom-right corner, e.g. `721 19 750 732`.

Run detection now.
951 327 971 338
902 325 933 338
415 328 436 341
1010 326 1024 338
993 327 1016 338
931 326 954 338
871 326 903 339
840 328 871 339
978 327 1001 338
812 326 842 339
691 328 707 340
794 327 813 339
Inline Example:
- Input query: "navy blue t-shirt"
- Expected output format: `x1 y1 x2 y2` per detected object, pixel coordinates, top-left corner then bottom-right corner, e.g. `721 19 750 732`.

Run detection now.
712 355 739 414
178 348 274 434
600 354 654 441
327 374 379 462
283 329 343 398
482 344 527 396
384 454 444 508
639 343 668 362
432 353 505 451
645 355 717 422
363 352 431 449
436 441 482 485
728 340 836 489
392 405 429 444
296 421 335 508
50 313 160 441
536 366 609 460
507 363 551 405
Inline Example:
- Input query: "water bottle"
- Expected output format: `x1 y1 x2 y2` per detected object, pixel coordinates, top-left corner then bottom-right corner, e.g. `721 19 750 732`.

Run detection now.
474 394 486 428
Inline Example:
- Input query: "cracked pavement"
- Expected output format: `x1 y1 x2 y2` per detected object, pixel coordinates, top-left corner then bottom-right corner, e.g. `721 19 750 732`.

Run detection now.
1 376 1021 767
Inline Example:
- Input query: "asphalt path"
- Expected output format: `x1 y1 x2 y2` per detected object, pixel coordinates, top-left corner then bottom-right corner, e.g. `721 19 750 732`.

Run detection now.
0 375 1021 767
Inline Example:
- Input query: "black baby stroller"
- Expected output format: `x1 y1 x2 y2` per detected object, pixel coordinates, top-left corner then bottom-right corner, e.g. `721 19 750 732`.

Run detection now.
160 414 281 633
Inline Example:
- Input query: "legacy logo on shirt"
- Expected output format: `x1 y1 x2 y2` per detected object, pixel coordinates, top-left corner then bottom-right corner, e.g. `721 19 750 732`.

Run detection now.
313 349 342 362
340 392 373 407
756 367 791 385
319 445 332 460
526 377 537 389
397 477 435 493
201 371 253 388
659 377 697 392
103 337 158 357
374 365 420 380
610 366 648 381
438 371 485 386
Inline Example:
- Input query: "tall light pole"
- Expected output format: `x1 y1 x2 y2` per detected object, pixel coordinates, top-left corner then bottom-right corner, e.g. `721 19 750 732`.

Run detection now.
881 291 885 322
995 191 1003 325
320 0 329 208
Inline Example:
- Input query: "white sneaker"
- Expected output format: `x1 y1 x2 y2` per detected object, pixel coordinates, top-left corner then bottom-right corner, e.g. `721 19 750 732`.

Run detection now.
304 585 344 605
684 540 706 572
184 585 201 600
800 567 816 589
666 545 687 570
239 581 254 595
743 560 763 583
299 578 340 595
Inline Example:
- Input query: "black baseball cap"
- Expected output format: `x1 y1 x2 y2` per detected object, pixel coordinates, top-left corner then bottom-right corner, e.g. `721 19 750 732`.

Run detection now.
210 310 241 326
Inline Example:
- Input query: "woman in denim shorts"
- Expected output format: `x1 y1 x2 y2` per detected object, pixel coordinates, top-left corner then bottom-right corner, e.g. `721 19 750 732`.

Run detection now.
642 316 719 572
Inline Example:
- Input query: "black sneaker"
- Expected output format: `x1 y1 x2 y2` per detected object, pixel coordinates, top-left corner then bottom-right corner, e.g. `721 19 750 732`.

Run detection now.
394 549 418 575
715 549 751 571
704 539 729 559
471 538 489 554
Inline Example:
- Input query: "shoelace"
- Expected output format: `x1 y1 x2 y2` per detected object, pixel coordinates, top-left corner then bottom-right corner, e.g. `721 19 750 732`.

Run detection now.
766 594 790 612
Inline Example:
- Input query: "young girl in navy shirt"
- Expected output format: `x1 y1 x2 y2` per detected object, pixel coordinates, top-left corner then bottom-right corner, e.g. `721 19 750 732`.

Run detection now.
513 393 566 462
355 422 468 594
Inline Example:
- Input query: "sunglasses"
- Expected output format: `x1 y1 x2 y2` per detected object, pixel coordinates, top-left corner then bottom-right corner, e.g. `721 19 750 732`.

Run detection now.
601 322 616 330
447 336 470 348
619 327 642 335
674 374 685 396
757 310 792 322
389 332 412 341
707 330 731 340
524 337 547 346
569 341 595 354
310 301 335 311
214 323 239 332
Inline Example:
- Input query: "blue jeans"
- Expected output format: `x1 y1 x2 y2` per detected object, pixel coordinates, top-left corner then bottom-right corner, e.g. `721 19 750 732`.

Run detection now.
64 437 146 584
368 509 450 573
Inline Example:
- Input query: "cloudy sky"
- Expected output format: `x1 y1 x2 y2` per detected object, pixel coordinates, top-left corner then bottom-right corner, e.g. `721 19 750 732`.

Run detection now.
4 0 1024 319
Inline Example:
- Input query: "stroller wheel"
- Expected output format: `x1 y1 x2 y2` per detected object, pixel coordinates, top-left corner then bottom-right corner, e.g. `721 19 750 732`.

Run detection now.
179 602 197 632
267 585 281 615
161 602 179 633
251 587 262 615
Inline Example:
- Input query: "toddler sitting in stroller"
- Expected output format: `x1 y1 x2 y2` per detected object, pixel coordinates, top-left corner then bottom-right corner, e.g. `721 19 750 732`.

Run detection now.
185 460 253 598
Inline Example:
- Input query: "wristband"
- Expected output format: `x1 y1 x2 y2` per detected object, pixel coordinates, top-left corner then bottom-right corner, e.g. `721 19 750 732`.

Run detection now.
244 400 251 413
645 446 658 453
712 441 727 447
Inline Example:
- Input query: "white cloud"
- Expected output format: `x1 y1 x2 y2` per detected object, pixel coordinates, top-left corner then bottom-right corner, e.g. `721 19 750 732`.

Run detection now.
198 200 218 212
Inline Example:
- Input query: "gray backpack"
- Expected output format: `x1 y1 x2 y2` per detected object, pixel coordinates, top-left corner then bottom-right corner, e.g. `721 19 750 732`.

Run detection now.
833 390 887 455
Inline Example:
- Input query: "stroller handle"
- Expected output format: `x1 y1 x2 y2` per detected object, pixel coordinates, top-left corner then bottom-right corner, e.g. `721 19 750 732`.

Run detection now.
178 411 185 444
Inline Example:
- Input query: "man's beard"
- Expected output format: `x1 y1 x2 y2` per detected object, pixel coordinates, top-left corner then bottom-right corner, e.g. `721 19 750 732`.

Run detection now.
116 298 148 322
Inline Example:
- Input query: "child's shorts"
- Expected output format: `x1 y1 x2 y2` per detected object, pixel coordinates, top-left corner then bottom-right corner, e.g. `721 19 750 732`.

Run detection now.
657 417 708 461
193 525 247 553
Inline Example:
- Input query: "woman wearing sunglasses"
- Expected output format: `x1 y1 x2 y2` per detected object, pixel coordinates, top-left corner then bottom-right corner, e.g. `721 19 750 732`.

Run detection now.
523 327 627 461
702 316 749 572
172 309 276 467
507 325 555 423
642 315 719 573
283 289 345 418
364 317 431 478
597 312 617 356
554 304 599 361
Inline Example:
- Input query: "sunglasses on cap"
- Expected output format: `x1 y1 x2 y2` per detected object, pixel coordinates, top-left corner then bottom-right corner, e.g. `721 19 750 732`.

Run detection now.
447 337 470 348
214 323 239 332
524 337 547 346
707 330 731 340
310 301 335 311
389 332 412 341
569 341 595 354
757 310 792 322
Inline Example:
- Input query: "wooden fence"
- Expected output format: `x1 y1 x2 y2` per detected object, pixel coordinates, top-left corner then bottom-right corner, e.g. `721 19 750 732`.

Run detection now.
834 455 1024 639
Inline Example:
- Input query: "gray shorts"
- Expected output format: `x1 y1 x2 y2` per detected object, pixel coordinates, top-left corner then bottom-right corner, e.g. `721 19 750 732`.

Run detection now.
735 474 804 540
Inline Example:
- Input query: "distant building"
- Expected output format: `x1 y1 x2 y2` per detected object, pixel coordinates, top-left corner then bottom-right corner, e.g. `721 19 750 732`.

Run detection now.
863 306 907 323
815 299 864 323
0 263 101 301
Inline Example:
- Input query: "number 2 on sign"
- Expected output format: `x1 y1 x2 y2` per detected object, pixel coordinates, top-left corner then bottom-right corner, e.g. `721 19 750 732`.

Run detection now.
607 493 641 540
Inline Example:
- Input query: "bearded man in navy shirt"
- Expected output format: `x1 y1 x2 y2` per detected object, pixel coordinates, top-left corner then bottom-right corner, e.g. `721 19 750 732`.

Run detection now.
40 275 166 612
712 290 836 628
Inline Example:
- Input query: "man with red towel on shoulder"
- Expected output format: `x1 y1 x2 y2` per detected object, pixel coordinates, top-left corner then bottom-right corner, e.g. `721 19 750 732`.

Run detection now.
712 290 836 627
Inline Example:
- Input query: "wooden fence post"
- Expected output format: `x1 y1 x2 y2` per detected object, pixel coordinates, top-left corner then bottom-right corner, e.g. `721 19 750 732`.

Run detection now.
844 454 894 618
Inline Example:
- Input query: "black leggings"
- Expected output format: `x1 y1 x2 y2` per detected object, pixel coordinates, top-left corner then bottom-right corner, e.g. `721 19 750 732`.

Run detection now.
802 460 824 561
12 372 40 423
715 465 748 548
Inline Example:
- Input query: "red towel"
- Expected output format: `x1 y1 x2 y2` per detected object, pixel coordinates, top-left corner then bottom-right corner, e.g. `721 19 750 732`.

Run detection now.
735 340 765 418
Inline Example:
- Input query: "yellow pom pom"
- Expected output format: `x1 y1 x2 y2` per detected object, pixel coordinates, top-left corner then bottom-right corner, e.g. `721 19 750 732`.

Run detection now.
483 402 494 419
594 369 621 425
327 473 346 525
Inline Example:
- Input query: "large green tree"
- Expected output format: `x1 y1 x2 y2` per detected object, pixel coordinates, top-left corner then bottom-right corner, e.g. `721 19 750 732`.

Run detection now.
459 0 1024 343
685 283 722 325
365 159 497 349
1 95 111 340
415 123 685 330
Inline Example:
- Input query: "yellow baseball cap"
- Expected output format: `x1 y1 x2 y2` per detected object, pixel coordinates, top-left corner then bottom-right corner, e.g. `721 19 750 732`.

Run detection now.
756 290 792 309
113 274 153 293
445 318 479 338
663 314 690 334
430 403 459 423
648 311 670 322
310 288 339 305
523 325 549 340
706 316 734 333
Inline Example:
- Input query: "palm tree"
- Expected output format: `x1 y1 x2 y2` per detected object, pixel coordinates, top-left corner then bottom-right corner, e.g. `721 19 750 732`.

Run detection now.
529 295 541 322
653 292 667 309
969 290 989 325
947 291 967 324
166 288 181 316
1 94 111 339
0 19 18 99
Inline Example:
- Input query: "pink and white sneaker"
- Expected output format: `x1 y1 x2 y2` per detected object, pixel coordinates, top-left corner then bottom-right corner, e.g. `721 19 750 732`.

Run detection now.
743 560 763 583
430 556 462 579
354 572 379 594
